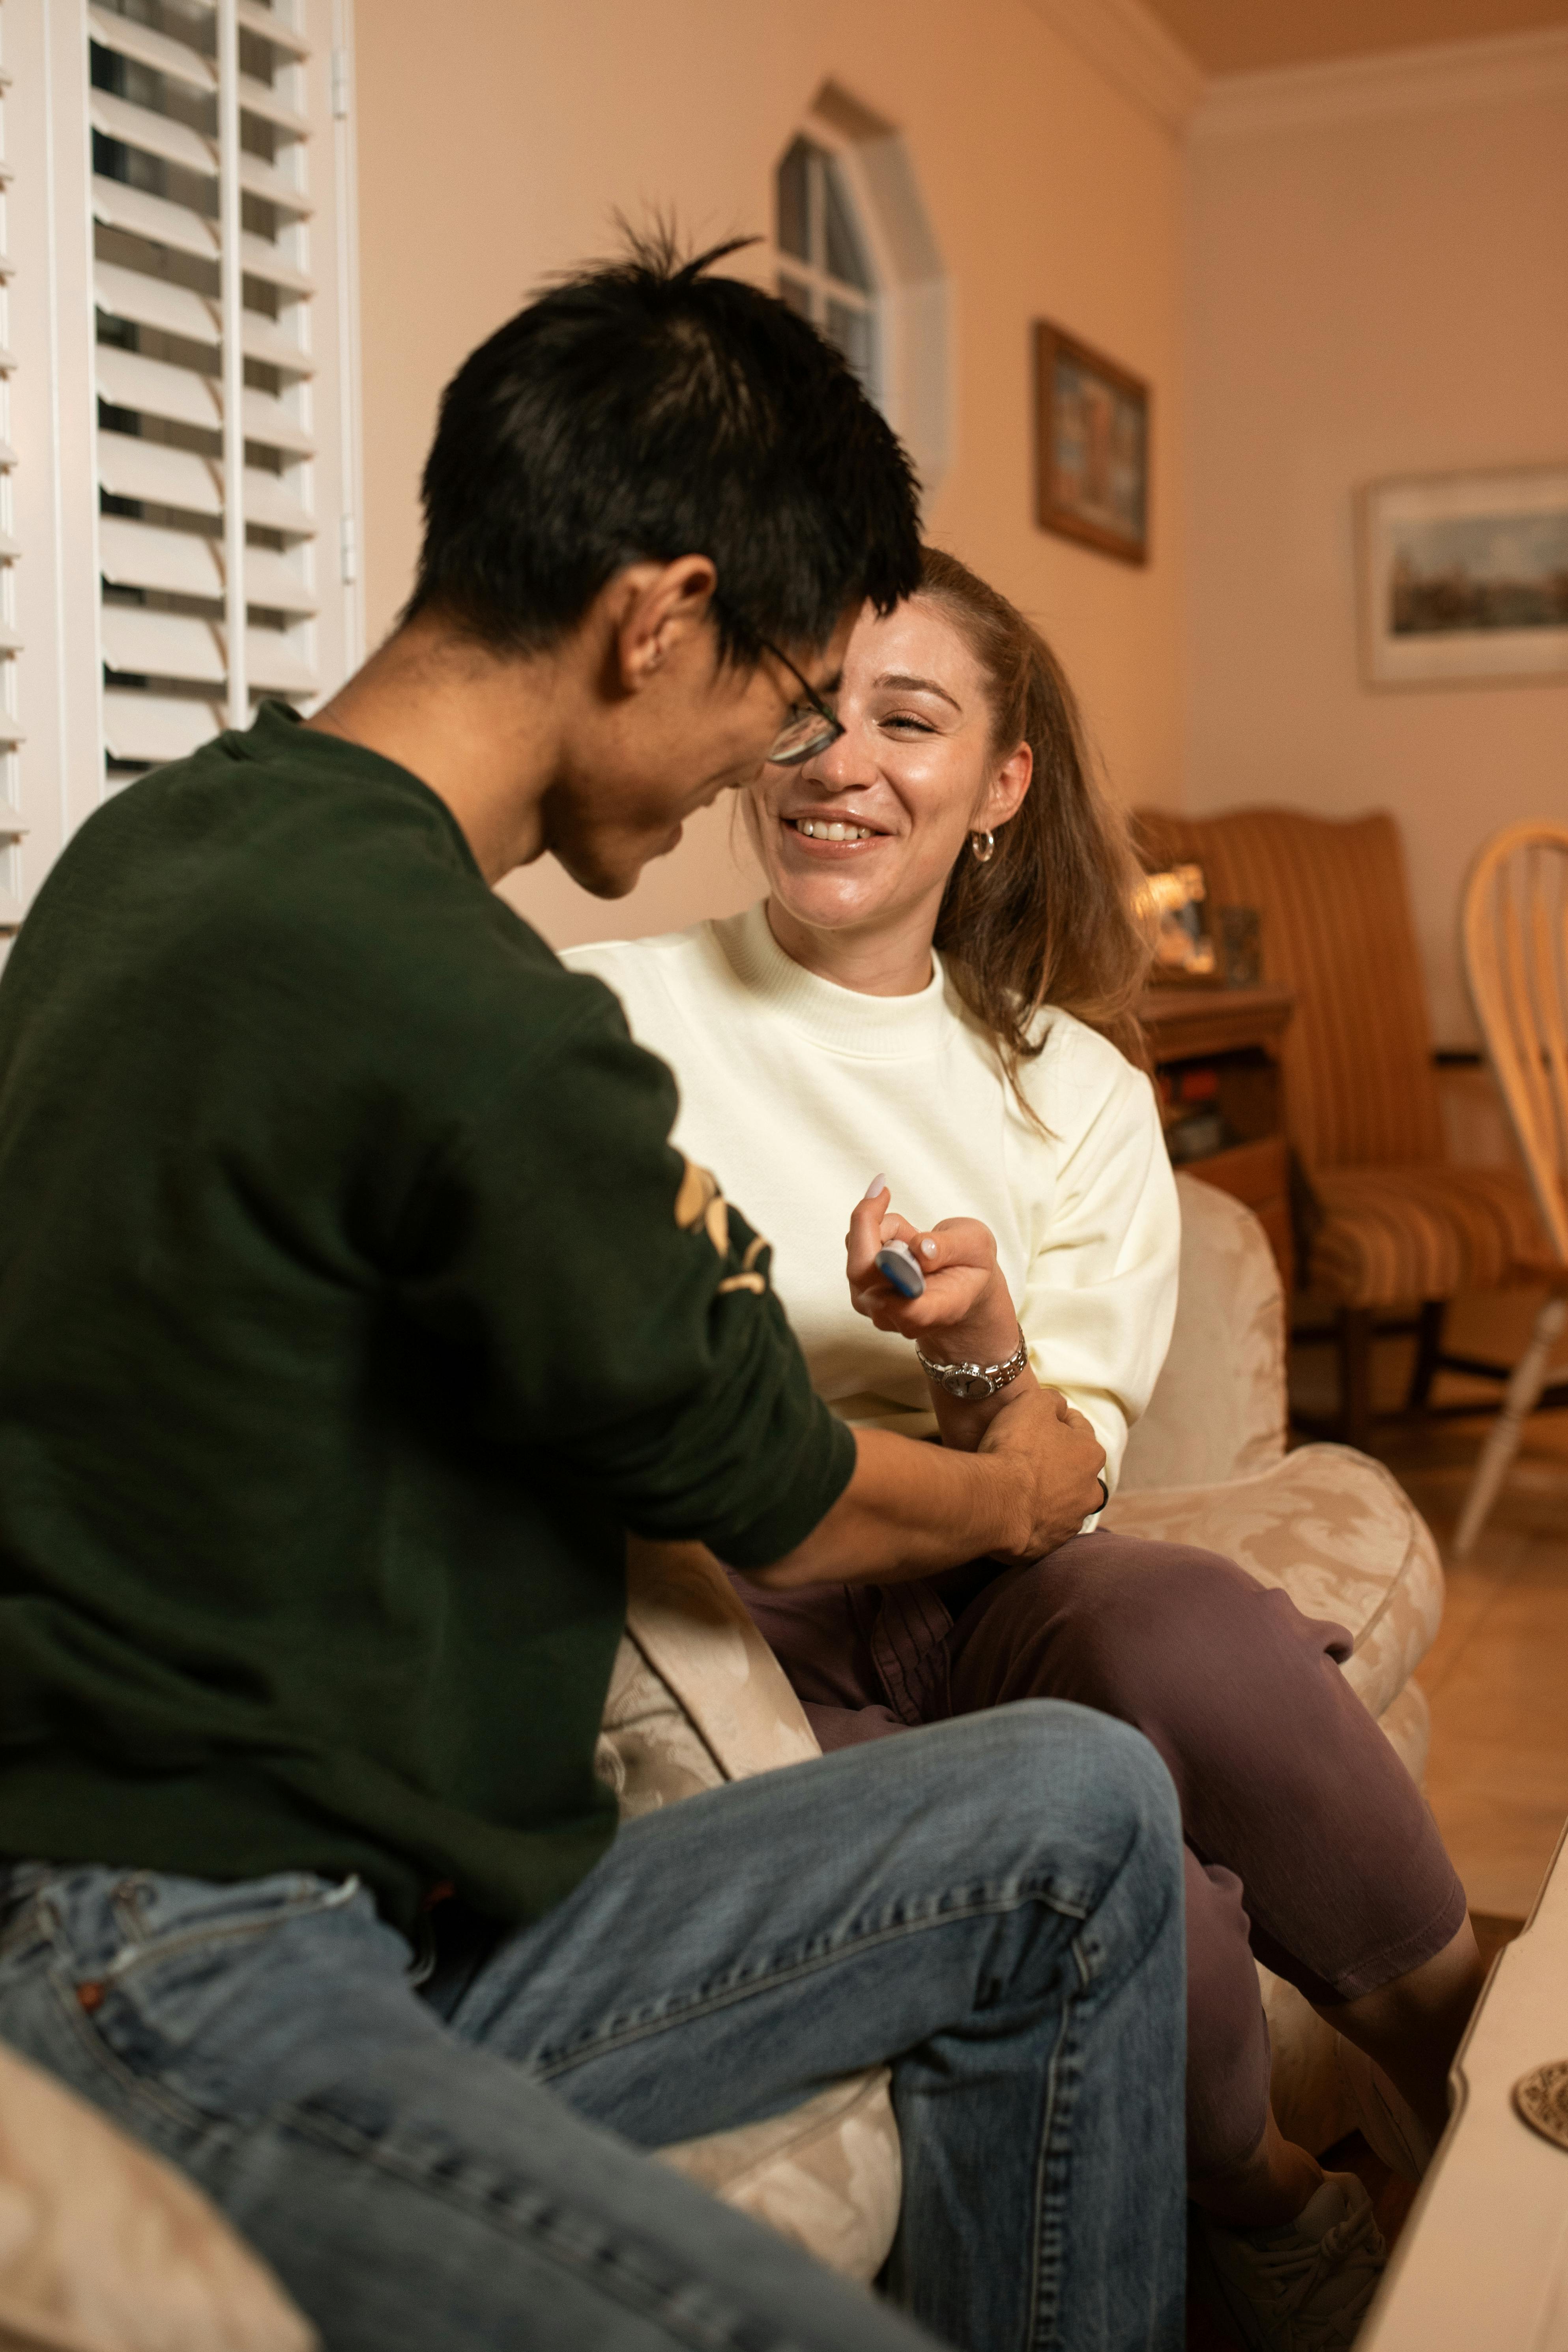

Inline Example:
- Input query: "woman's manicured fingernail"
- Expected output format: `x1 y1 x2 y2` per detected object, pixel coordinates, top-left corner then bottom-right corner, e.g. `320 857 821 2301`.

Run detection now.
919 1237 937 1257
864 1173 888 1199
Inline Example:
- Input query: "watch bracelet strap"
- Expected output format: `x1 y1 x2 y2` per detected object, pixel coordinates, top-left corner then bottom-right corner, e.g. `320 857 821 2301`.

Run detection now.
914 1322 1030 1396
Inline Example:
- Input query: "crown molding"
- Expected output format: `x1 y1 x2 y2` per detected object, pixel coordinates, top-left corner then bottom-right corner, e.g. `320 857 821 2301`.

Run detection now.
1022 0 1207 135
1191 25 1568 141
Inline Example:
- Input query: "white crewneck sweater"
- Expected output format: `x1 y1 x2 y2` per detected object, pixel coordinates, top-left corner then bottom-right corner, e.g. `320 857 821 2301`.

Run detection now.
563 902 1179 1490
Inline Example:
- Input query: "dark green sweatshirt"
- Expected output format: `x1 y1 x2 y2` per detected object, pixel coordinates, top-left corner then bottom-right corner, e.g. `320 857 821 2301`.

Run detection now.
0 702 853 1932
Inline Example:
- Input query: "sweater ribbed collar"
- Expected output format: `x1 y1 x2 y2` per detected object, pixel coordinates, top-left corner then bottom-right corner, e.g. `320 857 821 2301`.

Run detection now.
713 901 953 1060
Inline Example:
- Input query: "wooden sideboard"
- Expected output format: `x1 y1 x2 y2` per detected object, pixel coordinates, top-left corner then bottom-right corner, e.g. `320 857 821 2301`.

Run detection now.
1140 982 1297 1289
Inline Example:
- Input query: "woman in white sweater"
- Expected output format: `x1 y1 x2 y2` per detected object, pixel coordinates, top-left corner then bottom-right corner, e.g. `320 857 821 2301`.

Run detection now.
566 548 1478 2335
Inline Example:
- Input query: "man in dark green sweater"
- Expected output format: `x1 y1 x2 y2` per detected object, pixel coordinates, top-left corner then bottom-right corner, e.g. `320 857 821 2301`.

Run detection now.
0 241 1186 2352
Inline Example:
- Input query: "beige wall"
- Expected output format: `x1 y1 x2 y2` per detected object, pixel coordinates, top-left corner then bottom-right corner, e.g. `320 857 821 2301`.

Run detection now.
354 0 1187 951
1183 76 1568 1046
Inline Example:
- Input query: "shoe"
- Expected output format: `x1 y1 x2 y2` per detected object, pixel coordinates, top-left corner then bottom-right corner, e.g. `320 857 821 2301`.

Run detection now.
1197 2171 1387 2350
1334 2036 1437 2183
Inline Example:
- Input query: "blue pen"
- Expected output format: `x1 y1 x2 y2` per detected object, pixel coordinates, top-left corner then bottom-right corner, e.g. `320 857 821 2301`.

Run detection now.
874 1239 926 1299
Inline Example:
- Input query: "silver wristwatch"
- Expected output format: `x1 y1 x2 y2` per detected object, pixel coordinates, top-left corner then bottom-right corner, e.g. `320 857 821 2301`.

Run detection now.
915 1324 1030 1403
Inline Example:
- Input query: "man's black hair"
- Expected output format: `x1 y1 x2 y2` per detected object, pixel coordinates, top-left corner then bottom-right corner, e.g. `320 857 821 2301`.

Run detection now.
406 230 922 664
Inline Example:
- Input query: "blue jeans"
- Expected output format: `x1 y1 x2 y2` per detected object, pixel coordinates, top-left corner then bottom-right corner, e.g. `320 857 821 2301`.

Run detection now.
0 1704 1185 2352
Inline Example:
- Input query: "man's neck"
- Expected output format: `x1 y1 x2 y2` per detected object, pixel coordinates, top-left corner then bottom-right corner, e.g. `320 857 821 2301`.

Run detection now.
764 894 941 999
306 614 562 884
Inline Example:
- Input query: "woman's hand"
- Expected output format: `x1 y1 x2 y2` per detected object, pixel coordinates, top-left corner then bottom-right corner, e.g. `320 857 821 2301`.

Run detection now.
847 1178 1050 1454
846 1178 1018 1364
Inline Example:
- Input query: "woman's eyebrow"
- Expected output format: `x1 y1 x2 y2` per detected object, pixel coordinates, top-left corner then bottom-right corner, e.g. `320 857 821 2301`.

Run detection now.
873 670 962 711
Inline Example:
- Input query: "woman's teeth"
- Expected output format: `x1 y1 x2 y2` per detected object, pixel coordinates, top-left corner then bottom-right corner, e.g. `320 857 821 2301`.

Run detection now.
792 818 875 842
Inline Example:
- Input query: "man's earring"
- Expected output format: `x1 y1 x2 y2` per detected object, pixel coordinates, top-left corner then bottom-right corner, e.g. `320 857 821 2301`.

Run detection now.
969 830 996 864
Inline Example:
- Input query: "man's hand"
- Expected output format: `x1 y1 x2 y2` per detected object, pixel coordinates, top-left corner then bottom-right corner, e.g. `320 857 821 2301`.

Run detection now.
977 1382 1107 1564
748 1393 1107 1592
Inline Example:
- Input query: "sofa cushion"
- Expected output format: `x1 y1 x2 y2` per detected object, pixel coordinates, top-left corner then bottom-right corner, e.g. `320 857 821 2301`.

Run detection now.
598 1539 900 2285
606 1537 822 1791
0 2040 313 2352
1119 1175 1287 1496
656 2068 902 2284
1101 1442 1443 1720
593 1626 740 1819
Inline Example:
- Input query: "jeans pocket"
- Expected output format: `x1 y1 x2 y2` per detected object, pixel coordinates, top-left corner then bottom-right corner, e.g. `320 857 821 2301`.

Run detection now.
100 1868 361 1967
54 1869 370 2121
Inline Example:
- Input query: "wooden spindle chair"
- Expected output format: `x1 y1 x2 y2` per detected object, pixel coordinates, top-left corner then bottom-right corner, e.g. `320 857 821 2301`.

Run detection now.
1454 822 1568 1557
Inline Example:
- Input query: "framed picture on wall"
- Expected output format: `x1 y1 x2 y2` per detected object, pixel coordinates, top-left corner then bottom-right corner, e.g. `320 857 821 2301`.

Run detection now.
1033 322 1150 565
1358 466 1568 689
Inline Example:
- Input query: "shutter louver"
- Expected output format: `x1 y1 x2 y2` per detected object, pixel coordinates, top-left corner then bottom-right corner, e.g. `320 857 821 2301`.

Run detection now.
92 0 326 790
0 9 21 921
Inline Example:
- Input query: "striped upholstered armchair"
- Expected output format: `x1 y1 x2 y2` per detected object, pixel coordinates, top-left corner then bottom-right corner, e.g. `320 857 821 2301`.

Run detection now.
1134 805 1545 1447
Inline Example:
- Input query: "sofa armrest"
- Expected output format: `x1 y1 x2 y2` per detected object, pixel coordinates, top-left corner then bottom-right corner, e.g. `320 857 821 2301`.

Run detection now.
0 2040 313 2352
597 1539 824 1815
1102 1444 1443 1718
1119 1173 1287 1494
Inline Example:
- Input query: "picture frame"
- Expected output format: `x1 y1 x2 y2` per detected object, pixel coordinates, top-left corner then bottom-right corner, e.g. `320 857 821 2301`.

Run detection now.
1358 465 1568 690
1034 322 1150 566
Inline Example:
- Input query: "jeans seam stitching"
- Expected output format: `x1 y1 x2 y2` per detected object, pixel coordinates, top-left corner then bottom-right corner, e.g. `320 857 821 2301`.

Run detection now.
531 1882 1091 2078
1026 1934 1089 2352
281 2099 789 2352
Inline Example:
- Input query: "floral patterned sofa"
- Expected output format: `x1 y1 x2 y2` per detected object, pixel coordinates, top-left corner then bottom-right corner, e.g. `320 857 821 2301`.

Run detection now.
602 1173 1445 2281
0 1179 1443 2345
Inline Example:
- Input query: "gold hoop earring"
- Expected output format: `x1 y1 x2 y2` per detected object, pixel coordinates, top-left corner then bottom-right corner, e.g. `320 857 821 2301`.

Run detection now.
969 830 996 864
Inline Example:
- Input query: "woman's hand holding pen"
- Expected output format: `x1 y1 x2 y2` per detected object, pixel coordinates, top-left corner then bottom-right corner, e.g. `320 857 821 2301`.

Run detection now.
845 1178 1105 1523
749 1177 1106 1587
846 1175 1018 1364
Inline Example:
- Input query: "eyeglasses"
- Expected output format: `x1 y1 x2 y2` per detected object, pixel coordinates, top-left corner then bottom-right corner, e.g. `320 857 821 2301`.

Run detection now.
758 636 845 767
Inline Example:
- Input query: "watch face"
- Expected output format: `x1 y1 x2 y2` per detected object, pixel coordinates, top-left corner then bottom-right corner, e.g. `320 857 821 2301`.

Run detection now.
950 1370 992 1402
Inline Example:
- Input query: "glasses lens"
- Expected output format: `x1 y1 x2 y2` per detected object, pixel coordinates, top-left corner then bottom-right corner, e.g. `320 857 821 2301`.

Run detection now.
767 707 841 767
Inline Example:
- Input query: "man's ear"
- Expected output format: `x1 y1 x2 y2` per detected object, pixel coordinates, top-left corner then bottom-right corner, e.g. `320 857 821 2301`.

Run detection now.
977 740 1033 832
608 556 719 693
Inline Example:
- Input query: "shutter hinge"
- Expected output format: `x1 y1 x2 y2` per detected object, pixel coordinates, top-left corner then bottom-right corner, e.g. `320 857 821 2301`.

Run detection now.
339 513 358 586
330 47 350 119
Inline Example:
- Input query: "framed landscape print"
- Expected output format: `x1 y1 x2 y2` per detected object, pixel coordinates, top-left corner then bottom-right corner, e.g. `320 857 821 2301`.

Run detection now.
1034 322 1150 565
1359 466 1568 689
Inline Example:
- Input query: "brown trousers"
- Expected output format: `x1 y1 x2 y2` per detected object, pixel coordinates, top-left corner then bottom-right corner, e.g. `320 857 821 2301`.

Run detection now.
736 1529 1465 2180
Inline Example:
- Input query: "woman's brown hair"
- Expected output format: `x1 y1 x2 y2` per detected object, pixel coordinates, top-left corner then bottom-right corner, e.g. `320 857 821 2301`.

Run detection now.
921 545 1152 1091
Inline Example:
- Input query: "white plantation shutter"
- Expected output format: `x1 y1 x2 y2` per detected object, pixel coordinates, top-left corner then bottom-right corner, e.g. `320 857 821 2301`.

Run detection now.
775 136 879 401
90 0 354 777
1 0 362 929
0 12 23 928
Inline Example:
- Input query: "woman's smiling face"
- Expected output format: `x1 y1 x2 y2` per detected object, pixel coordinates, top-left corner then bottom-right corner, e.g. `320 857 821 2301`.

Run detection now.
745 595 1030 944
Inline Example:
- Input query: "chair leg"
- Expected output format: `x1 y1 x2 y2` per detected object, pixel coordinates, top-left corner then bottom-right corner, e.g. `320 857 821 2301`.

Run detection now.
1453 1290 1568 1559
1407 1299 1446 1411
1338 1308 1374 1451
